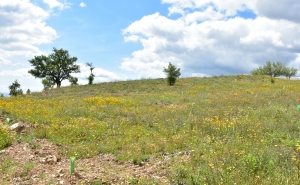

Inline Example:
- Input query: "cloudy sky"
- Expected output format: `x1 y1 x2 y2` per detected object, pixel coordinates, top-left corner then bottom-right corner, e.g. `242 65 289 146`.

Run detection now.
1 0 300 93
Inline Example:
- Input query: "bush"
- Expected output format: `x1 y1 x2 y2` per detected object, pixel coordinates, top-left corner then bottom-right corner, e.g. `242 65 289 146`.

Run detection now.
88 74 95 85
8 80 23 96
69 76 78 85
42 78 55 90
0 123 14 149
26 89 31 95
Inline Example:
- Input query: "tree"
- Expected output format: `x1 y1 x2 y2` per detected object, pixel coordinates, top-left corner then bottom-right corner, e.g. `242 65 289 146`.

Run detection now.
69 76 78 85
272 61 285 77
283 67 298 79
26 89 31 95
9 80 23 96
28 48 80 88
251 61 297 79
251 66 265 75
163 62 181 86
86 62 95 85
264 61 274 76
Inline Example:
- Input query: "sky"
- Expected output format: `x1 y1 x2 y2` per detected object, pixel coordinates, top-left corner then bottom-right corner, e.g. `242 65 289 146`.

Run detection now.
1 0 300 93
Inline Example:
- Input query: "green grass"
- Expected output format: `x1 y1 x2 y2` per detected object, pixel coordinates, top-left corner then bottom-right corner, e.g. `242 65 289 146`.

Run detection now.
1 75 300 183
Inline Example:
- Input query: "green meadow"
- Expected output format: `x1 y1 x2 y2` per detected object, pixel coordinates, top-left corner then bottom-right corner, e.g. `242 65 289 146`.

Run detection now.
1 75 300 184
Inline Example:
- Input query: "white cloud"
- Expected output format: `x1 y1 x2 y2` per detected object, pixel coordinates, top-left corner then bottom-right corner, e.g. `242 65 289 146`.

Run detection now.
72 63 119 83
255 0 300 23
79 2 86 8
121 1 300 78
162 0 256 16
0 68 43 93
0 0 57 65
184 6 225 24
191 73 209 77
43 0 70 10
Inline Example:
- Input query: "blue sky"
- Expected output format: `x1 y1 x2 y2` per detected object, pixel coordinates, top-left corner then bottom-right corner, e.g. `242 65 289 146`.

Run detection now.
1 0 300 93
41 0 171 73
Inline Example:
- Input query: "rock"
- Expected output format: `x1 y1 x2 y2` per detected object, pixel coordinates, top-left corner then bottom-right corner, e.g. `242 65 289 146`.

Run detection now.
53 155 58 162
40 155 59 164
29 155 35 160
9 123 24 132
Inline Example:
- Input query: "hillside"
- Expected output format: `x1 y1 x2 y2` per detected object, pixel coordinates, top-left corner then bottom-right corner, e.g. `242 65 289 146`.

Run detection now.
1 75 300 184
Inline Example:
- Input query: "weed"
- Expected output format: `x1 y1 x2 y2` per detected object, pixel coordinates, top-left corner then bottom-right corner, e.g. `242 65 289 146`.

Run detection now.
1 158 14 173
21 162 35 177
90 180 103 185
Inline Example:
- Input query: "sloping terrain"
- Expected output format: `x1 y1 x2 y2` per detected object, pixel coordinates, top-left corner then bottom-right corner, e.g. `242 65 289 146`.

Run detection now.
1 76 300 184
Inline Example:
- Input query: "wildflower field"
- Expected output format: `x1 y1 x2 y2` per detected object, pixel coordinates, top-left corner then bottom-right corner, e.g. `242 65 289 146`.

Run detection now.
1 75 300 184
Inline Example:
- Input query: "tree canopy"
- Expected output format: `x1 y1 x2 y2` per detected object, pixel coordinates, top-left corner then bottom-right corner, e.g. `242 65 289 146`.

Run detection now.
9 80 23 96
28 48 80 88
163 62 181 86
251 61 298 79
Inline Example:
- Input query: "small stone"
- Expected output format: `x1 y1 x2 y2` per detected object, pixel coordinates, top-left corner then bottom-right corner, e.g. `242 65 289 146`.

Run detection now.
40 158 46 163
59 180 64 184
53 155 57 162
10 123 24 131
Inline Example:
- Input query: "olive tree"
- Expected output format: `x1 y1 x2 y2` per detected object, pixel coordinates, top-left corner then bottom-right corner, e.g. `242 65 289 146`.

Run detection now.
283 67 298 79
28 48 80 88
251 61 297 79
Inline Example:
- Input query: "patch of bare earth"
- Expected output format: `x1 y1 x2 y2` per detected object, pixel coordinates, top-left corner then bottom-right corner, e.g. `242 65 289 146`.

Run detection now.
0 122 190 184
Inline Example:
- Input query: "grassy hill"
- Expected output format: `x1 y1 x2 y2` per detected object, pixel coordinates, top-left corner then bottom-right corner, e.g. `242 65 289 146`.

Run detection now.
1 75 300 184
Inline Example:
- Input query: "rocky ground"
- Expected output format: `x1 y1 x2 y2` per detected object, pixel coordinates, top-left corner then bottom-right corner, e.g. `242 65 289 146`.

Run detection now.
0 116 189 185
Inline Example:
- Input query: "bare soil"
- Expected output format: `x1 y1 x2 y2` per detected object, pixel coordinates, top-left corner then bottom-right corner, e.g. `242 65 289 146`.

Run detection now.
0 117 189 185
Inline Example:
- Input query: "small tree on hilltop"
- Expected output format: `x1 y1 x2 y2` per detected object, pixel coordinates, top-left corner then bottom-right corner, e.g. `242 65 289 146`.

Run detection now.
28 48 80 88
283 67 298 79
272 61 285 77
9 80 23 96
251 61 297 79
251 66 265 75
163 62 181 86
86 62 95 85
69 76 78 85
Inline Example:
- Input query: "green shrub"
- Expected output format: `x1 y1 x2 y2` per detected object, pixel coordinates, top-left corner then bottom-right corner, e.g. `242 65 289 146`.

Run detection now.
8 80 23 96
0 124 14 149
